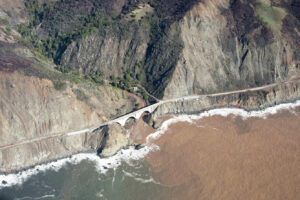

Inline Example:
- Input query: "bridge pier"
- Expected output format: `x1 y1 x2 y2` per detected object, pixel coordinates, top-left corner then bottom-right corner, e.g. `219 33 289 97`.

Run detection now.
117 118 129 127
114 103 160 126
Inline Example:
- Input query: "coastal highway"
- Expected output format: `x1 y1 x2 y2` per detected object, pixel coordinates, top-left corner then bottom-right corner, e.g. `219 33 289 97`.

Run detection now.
1 77 300 151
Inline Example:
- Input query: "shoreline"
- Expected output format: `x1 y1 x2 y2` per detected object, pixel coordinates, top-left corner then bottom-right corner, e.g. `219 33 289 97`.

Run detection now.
0 150 95 175
145 103 300 200
1 98 300 188
1 78 300 172
0 144 157 188
173 97 300 115
0 141 142 175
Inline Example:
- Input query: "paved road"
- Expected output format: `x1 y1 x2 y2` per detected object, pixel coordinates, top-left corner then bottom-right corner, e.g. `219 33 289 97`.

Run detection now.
1 77 299 151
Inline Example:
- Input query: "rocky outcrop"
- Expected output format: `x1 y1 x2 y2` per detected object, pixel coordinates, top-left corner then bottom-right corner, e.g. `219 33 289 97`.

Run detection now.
0 70 138 172
151 80 300 128
1 0 300 173
59 0 300 99
0 0 27 26
61 23 149 78
97 124 130 157
163 0 300 99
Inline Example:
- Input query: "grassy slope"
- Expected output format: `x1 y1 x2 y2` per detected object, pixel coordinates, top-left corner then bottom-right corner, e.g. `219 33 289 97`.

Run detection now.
255 0 286 32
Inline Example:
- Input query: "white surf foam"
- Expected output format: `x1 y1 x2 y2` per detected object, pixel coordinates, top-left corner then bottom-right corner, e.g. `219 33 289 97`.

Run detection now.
122 170 160 184
1 100 299 189
15 194 56 200
146 100 300 142
0 144 159 189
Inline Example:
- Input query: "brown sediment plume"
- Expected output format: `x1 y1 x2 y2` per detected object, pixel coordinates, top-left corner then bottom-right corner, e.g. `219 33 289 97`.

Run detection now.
129 114 156 144
145 107 300 200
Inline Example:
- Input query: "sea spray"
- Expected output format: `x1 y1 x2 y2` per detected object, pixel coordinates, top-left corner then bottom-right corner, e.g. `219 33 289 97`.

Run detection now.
0 144 159 189
146 100 300 142
122 170 160 184
1 100 300 189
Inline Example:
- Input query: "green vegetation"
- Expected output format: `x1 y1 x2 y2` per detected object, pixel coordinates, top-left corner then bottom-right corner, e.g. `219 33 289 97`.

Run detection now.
69 72 82 84
121 1 140 16
18 0 112 65
140 88 149 101
142 13 163 47
109 66 150 102
73 89 89 102
5 27 11 33
16 0 158 102
136 73 142 81
112 86 121 100
55 65 73 73
148 1 157 8
53 80 67 91
0 18 9 25
17 23 31 37
255 0 286 32
25 0 56 26
85 70 105 85
6 11 11 17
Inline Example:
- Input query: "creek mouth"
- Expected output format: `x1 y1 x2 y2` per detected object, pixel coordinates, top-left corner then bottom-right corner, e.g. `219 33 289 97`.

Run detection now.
1 101 300 200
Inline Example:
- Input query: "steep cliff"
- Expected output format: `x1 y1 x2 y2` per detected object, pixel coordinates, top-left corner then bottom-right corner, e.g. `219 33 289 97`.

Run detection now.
163 0 300 98
61 23 149 79
0 41 140 171
0 0 300 172
152 80 300 128
58 0 300 99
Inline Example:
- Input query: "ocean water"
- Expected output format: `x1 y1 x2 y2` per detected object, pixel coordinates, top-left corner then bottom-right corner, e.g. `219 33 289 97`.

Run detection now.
1 100 300 200
0 152 168 200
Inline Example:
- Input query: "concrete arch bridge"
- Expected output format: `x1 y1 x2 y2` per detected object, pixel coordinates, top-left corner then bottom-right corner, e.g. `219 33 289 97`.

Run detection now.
104 103 161 127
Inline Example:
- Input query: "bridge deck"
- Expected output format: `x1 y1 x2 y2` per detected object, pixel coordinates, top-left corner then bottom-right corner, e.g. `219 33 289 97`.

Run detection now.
0 77 299 150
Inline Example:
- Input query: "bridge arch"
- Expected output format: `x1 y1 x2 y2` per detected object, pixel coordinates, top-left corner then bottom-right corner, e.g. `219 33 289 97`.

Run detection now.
115 112 145 126
114 103 160 126
115 111 154 126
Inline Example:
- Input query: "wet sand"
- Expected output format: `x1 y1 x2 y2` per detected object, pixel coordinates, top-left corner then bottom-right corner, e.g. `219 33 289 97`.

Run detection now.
146 107 300 200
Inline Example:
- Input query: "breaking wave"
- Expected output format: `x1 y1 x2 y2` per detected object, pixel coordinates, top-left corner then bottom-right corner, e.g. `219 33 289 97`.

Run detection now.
0 145 159 189
1 100 299 189
146 100 300 141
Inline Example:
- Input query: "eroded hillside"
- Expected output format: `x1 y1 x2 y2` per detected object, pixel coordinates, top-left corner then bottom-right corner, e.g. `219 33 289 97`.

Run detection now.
164 0 300 98
0 0 299 171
